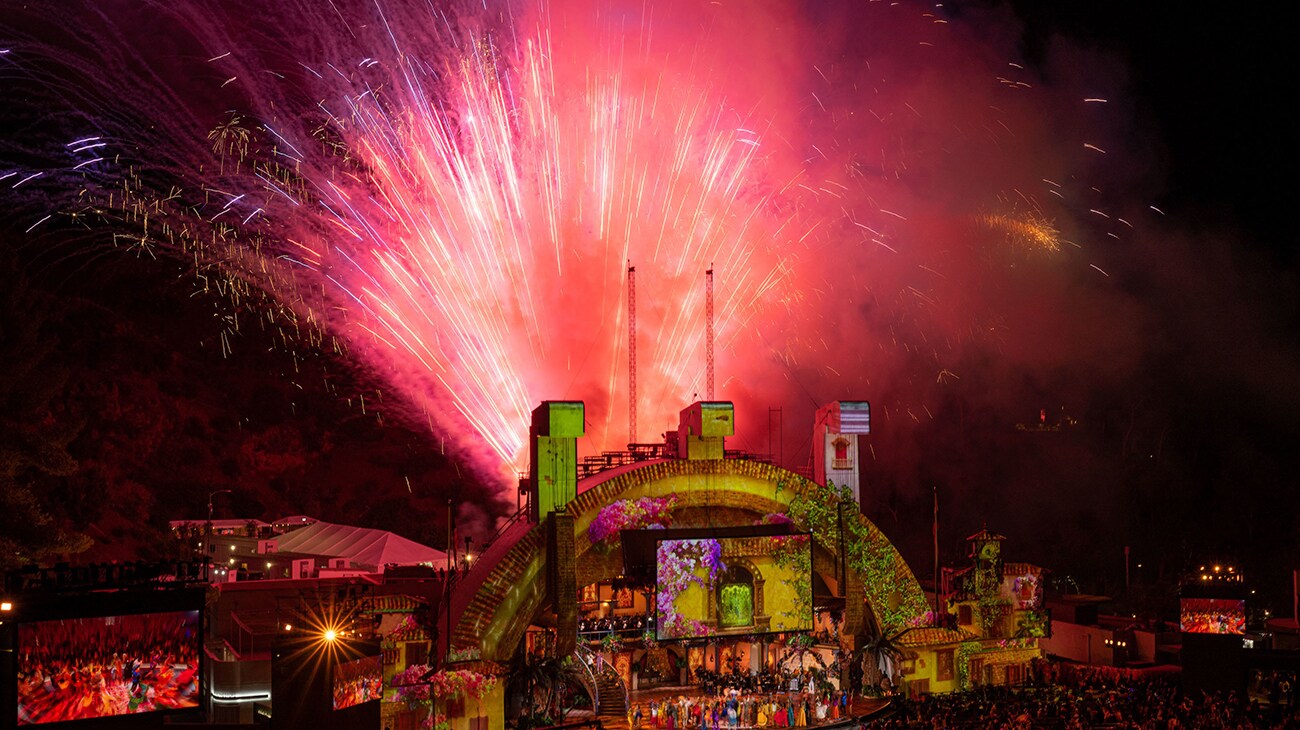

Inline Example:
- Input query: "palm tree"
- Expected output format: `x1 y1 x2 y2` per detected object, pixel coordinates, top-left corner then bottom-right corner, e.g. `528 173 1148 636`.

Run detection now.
860 632 903 694
508 651 589 728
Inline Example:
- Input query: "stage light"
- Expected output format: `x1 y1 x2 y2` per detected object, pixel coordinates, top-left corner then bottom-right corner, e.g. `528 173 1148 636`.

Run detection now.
323 628 338 642
0 601 12 612
284 623 293 631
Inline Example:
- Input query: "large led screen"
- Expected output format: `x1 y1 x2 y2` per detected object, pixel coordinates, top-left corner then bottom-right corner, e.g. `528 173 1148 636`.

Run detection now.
1180 598 1246 635
655 534 813 640
332 654 383 710
16 610 201 725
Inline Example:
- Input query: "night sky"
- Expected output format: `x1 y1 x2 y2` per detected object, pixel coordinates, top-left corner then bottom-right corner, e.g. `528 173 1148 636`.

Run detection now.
1 0 1296 614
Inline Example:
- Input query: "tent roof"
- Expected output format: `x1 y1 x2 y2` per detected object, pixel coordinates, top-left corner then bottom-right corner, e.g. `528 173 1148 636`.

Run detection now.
271 521 447 569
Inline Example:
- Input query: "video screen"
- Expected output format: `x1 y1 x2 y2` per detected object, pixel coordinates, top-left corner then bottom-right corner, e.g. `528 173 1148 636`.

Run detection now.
16 610 201 725
656 534 813 640
1180 598 1246 635
332 654 383 710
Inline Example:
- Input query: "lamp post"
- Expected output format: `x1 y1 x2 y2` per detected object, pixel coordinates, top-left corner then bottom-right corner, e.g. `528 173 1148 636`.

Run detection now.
206 489 232 581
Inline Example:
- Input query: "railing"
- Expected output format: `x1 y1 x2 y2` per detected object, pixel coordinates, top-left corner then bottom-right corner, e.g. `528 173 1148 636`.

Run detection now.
575 645 628 717
572 644 604 714
484 503 529 551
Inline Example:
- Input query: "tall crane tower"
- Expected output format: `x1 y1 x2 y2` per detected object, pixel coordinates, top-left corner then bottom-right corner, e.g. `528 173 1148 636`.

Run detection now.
706 267 715 400
627 264 637 445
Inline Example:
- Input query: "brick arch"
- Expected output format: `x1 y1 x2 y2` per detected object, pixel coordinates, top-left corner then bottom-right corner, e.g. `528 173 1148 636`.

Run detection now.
452 459 924 662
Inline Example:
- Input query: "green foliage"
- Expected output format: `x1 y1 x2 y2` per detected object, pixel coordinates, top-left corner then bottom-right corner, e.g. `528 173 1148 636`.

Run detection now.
508 648 587 726
977 594 1010 634
956 642 979 690
778 477 926 634
718 583 753 627
769 536 812 627
1015 610 1050 638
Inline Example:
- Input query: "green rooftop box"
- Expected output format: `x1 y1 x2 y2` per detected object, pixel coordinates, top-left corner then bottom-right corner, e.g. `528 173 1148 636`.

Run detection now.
531 401 585 438
679 401 734 437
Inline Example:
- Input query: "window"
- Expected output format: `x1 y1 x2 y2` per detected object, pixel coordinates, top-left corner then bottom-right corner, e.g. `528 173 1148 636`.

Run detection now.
936 649 955 682
717 566 754 628
405 641 427 667
1006 664 1025 686
900 652 918 675
958 604 972 625
831 436 852 469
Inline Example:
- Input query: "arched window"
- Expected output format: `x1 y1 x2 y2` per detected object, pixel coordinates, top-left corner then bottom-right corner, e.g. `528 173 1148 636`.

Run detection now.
831 436 852 469
717 566 754 629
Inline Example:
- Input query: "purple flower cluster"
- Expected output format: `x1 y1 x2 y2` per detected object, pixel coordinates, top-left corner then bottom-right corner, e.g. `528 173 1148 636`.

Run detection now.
755 512 793 525
587 493 679 545
656 538 726 638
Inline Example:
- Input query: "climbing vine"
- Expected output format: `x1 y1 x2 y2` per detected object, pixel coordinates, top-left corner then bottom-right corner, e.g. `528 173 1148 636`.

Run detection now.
956 643 979 690
778 478 926 633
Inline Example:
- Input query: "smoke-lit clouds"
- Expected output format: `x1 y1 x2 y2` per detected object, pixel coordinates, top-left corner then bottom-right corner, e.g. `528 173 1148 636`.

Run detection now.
2 0 1296 591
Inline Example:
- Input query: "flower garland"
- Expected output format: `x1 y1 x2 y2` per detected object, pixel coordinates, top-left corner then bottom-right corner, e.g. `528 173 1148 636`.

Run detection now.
1013 574 1042 609
426 669 498 700
587 493 679 547
600 632 625 653
446 647 482 663
655 538 725 638
392 665 498 703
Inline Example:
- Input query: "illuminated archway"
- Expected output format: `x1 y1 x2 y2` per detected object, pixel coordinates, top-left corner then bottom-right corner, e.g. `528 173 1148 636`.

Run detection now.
453 459 926 662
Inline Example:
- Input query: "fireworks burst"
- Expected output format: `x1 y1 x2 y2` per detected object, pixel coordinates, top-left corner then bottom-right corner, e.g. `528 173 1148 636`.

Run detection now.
1 0 1140 492
977 212 1062 252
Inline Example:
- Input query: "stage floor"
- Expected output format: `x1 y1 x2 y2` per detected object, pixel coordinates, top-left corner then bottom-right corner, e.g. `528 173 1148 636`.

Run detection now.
593 687 891 730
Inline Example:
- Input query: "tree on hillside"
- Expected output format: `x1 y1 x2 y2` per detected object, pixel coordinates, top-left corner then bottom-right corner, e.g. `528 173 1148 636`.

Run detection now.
0 259 92 568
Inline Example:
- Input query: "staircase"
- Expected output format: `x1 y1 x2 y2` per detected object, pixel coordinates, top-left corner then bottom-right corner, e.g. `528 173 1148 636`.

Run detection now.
594 670 628 720
574 645 629 721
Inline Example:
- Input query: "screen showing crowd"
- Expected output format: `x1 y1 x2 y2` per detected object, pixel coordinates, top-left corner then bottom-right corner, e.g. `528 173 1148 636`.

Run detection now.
656 534 813 641
1180 598 1246 635
332 655 383 710
16 610 202 725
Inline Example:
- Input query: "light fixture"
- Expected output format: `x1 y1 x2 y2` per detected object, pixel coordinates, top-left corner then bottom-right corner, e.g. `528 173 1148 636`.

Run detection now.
0 601 12 612
323 629 338 642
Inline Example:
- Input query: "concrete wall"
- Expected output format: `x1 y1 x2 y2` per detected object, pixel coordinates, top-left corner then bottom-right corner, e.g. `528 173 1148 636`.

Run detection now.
1039 621 1116 665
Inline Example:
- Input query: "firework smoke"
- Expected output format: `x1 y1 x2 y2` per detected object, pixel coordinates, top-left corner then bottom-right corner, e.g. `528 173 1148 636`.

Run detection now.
1 0 1149 497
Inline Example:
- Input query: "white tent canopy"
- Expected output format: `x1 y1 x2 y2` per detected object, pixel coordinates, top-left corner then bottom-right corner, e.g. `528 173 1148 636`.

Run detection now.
270 521 448 570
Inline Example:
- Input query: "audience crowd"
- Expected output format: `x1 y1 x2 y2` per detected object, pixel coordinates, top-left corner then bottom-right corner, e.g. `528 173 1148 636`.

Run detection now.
867 666 1299 729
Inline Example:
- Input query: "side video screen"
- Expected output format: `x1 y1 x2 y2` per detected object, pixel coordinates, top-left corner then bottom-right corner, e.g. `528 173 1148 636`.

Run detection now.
332 654 383 710
1180 598 1245 635
17 610 202 725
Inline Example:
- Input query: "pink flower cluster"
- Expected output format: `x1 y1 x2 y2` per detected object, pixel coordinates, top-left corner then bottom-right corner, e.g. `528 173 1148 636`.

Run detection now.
755 513 794 525
904 610 938 628
392 664 435 702
391 665 498 703
587 493 679 545
427 669 497 700
656 538 726 638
